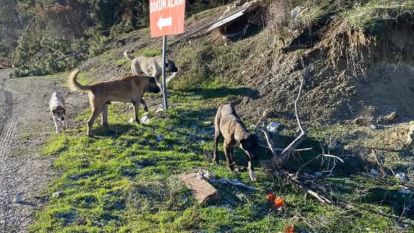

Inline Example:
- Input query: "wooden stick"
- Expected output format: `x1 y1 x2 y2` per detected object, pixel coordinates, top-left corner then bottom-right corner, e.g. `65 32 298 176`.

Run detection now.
260 129 276 155
274 58 308 164
288 175 332 204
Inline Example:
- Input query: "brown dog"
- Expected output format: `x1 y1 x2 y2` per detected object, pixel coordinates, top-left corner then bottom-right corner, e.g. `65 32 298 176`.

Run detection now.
213 103 258 181
68 69 161 136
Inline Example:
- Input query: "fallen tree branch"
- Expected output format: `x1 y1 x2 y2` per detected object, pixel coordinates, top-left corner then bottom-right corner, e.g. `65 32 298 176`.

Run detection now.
288 174 332 204
321 154 344 163
209 178 257 191
271 58 308 165
260 129 276 155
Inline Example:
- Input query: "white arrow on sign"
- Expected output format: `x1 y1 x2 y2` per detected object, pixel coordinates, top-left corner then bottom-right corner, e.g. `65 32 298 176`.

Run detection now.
157 16 172 30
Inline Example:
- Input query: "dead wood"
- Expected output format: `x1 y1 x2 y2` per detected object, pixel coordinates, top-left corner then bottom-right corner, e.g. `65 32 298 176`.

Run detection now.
287 174 332 204
258 58 308 167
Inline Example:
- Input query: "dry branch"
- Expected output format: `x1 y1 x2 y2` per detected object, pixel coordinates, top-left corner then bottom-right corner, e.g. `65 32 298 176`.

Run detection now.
288 174 332 204
264 58 308 166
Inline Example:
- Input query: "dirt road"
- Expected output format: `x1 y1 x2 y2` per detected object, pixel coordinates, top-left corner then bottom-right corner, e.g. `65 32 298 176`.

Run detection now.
0 69 61 233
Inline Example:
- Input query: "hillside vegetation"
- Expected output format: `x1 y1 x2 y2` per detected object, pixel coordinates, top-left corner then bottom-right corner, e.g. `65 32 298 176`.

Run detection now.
5 0 413 232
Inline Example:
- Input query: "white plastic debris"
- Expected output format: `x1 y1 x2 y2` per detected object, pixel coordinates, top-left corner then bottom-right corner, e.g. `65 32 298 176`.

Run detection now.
369 169 379 177
266 122 281 133
291 6 306 21
156 135 164 141
395 172 407 182
197 169 215 180
52 191 63 198
140 114 150 125
398 187 412 195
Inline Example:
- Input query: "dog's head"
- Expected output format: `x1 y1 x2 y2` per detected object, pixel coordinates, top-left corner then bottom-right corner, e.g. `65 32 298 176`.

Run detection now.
52 106 66 122
166 60 178 73
147 77 161 93
240 133 258 160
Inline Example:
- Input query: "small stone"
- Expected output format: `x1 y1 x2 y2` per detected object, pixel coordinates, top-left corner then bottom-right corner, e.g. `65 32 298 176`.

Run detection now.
369 169 379 177
155 105 164 113
382 112 398 123
369 124 377 130
14 192 23 203
353 117 371 126
266 122 281 133
406 121 414 145
398 187 412 195
52 191 64 198
395 172 407 182
140 114 150 125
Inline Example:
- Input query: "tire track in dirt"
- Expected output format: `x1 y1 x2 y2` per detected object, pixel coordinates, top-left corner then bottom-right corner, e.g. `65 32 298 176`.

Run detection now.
0 109 20 232
0 70 58 233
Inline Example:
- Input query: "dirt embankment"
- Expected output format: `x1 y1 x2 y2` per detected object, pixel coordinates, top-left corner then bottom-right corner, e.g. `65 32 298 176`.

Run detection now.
237 11 414 124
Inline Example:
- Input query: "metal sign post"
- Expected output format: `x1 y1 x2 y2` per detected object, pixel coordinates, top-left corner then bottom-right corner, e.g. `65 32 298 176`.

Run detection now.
161 35 168 110
150 0 185 110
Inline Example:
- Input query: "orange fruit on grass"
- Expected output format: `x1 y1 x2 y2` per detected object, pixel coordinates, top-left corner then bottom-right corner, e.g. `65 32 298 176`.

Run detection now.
273 197 284 208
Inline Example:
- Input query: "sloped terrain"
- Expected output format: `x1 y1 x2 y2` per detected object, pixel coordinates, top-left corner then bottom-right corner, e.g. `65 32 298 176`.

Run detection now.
20 1 414 232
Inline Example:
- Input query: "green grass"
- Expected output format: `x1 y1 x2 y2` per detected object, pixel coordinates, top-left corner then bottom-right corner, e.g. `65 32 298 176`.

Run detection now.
31 82 410 232
30 4 414 230
342 0 414 28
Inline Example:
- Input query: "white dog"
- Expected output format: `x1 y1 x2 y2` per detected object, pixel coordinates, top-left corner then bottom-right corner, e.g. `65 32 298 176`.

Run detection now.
49 92 67 133
123 50 178 87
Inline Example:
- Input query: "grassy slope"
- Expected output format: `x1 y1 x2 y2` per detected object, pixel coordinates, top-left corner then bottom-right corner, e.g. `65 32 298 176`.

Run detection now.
31 2 414 233
32 88 406 233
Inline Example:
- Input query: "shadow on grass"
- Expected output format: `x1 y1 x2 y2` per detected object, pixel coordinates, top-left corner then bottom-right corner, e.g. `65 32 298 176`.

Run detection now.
90 123 139 138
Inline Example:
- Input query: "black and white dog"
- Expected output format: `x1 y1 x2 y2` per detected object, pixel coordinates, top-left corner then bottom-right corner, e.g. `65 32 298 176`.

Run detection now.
49 92 67 133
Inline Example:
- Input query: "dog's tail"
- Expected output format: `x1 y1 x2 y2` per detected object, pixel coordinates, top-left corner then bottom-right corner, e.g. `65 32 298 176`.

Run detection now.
68 69 91 92
123 50 134 61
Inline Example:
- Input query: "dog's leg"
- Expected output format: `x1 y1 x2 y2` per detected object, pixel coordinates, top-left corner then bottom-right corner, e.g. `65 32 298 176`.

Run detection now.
247 160 257 181
213 131 220 163
223 142 235 172
240 147 256 181
230 148 238 172
87 106 102 137
140 99 149 112
53 117 60 134
132 101 140 124
213 106 222 163
101 104 109 126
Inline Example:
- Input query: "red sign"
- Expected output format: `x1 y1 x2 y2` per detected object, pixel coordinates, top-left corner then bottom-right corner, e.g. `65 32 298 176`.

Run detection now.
150 0 186 38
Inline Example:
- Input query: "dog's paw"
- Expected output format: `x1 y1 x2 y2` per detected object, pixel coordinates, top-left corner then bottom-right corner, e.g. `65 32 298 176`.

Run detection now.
249 170 257 182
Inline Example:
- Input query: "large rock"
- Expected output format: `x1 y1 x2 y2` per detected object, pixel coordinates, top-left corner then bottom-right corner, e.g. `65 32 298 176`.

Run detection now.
180 173 218 204
406 121 414 145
